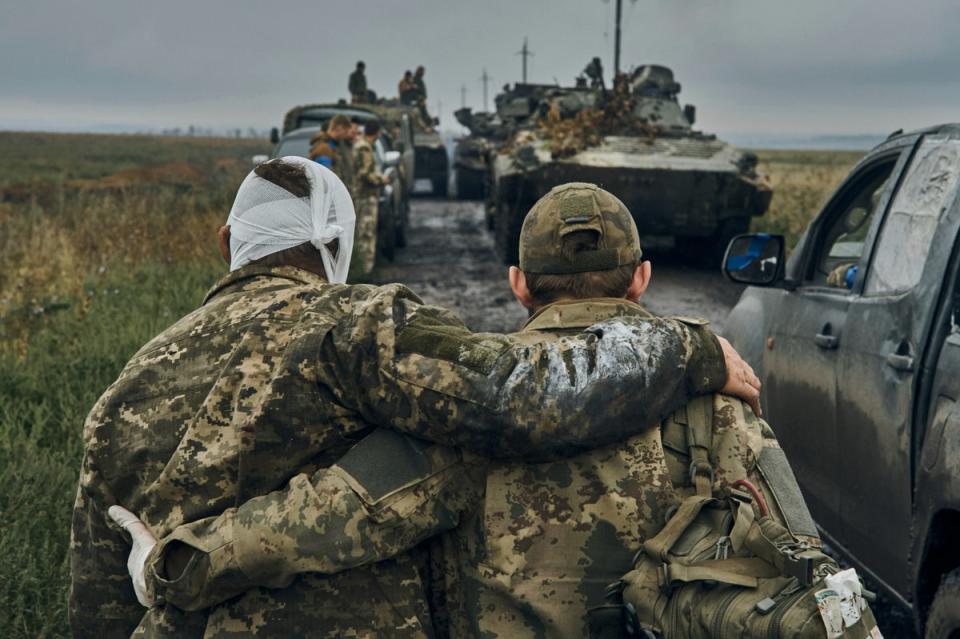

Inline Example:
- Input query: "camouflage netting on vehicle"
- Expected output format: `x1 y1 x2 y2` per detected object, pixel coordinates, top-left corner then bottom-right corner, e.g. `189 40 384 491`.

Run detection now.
529 91 662 160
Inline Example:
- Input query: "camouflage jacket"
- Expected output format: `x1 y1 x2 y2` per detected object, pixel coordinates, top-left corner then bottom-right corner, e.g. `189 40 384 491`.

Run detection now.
309 132 355 191
69 267 726 638
353 137 383 199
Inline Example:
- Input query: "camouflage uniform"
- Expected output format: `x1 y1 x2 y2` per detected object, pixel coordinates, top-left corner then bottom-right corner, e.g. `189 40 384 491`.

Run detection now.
352 136 383 275
70 257 727 638
309 131 355 192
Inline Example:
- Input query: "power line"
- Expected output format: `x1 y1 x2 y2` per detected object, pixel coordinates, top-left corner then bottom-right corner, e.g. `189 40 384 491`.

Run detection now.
516 37 534 83
480 68 491 111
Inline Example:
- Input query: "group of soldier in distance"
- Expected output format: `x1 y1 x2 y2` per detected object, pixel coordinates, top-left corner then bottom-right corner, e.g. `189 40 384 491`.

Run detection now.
67 58 886 639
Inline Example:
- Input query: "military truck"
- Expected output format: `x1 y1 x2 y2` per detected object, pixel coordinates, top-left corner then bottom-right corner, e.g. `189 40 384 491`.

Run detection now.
723 124 960 638
279 102 415 248
486 65 772 265
411 117 449 197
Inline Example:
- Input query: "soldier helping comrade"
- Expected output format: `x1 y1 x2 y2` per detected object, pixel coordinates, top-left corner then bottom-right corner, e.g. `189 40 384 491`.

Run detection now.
71 162 763 638
107 183 876 637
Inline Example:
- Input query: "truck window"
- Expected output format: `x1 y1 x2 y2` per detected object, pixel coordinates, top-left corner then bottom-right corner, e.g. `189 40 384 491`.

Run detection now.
866 137 960 296
807 161 895 289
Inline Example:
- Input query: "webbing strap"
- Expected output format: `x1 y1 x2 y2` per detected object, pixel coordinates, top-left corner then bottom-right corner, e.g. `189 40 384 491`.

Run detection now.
660 557 779 589
685 395 714 497
643 494 714 563
729 499 755 554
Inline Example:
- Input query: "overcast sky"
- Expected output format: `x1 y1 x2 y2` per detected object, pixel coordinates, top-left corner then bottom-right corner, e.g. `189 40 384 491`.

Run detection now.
2 0 959 136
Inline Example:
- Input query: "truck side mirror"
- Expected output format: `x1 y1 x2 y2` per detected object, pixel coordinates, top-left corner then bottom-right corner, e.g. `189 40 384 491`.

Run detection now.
723 233 785 286
270 127 279 144
683 104 696 126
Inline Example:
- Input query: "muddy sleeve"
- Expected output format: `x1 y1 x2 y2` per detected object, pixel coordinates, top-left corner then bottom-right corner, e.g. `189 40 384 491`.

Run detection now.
68 454 144 638
325 284 727 461
144 432 485 612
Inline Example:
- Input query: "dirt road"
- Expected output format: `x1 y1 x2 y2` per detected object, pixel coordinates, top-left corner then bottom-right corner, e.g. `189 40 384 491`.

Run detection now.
373 198 746 332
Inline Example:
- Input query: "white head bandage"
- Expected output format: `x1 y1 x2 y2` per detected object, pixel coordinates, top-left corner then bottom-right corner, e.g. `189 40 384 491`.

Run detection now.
225 156 356 283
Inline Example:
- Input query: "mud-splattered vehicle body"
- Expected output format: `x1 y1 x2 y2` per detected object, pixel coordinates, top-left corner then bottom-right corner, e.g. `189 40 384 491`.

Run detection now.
724 124 960 638
487 66 773 265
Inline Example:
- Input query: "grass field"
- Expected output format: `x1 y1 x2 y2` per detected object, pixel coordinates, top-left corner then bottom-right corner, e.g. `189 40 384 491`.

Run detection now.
0 133 859 637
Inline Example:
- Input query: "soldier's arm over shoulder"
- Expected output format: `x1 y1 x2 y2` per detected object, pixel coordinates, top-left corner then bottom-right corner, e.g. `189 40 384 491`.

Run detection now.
324 284 727 460
144 432 485 612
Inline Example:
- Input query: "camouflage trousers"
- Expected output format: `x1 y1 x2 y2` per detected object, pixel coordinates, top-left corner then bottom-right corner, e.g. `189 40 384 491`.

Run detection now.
354 195 379 276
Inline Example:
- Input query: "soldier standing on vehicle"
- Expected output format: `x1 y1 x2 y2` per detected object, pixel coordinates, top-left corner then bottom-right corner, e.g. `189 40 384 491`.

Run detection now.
309 114 355 195
73 161 762 638
412 65 431 121
351 120 388 276
348 61 367 104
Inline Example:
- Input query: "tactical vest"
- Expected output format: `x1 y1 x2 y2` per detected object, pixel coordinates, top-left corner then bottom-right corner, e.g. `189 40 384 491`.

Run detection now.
594 394 883 639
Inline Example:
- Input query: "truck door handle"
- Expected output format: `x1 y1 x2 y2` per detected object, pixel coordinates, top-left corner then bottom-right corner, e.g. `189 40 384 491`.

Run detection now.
814 333 838 349
886 353 915 371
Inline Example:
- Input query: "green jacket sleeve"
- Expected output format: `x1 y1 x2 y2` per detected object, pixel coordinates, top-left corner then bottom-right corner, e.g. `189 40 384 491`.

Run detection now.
68 453 145 638
146 431 485 612
325 284 726 461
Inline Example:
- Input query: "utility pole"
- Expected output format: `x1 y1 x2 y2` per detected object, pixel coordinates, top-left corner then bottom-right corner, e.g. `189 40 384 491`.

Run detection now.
516 37 534 83
480 68 491 111
614 0 622 76
460 84 467 109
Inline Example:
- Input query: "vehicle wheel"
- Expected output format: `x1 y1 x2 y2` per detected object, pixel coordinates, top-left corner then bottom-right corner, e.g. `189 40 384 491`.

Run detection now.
926 568 960 638
378 202 396 262
494 194 524 265
456 169 485 200
433 175 448 197
680 217 751 270
394 197 408 248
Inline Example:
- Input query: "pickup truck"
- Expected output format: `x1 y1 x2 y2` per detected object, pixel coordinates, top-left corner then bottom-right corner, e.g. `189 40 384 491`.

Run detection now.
722 123 960 638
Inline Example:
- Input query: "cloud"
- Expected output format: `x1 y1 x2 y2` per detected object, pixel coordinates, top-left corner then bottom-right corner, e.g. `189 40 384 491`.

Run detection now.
1 0 957 134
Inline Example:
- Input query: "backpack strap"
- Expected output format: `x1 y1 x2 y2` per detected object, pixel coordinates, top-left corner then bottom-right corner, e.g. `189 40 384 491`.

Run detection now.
684 395 715 498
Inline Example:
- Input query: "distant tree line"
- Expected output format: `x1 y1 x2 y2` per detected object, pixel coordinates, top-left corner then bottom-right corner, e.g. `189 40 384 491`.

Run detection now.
152 126 270 139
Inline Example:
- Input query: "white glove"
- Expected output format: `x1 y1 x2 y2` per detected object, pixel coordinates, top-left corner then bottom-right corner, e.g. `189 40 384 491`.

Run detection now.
108 505 157 608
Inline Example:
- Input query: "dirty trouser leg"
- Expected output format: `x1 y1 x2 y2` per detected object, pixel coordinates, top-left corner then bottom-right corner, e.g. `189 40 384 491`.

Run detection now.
354 195 379 276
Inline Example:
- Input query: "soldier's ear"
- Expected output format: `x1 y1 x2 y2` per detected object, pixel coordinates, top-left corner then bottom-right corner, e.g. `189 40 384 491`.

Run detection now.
509 266 536 310
626 261 652 302
218 225 231 265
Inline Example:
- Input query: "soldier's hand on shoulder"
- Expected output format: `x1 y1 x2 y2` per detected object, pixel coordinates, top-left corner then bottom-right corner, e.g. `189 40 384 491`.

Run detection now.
716 335 762 417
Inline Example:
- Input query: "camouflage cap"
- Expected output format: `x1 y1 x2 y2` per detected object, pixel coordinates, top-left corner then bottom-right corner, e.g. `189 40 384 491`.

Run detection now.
519 182 642 274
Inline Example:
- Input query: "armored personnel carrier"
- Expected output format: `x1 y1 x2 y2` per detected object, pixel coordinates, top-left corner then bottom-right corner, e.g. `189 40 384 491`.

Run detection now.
452 107 508 200
487 65 772 265
410 116 449 197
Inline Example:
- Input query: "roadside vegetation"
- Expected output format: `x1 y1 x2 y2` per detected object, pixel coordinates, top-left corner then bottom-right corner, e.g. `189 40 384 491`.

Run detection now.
751 148 865 249
0 132 267 637
0 135 858 637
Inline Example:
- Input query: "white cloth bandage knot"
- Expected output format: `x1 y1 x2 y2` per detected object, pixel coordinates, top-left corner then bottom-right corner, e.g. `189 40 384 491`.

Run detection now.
226 156 356 283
